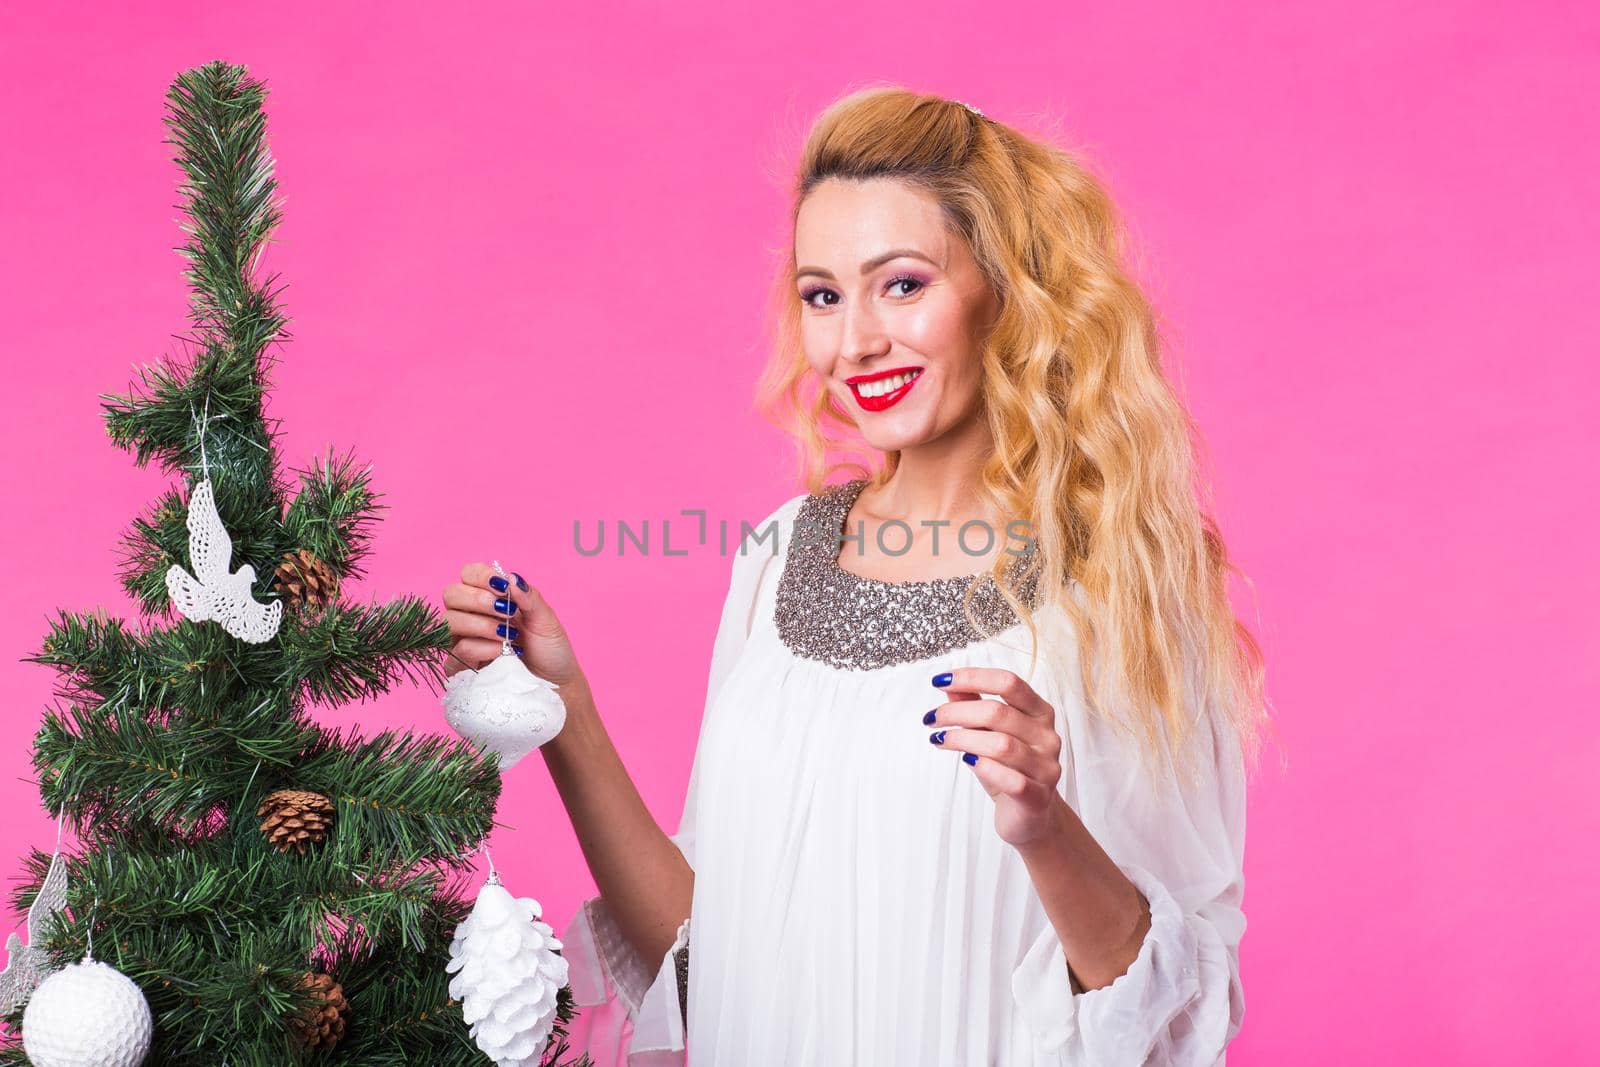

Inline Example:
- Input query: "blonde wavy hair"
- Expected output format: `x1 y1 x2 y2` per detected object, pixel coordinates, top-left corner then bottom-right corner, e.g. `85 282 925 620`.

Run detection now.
755 86 1271 778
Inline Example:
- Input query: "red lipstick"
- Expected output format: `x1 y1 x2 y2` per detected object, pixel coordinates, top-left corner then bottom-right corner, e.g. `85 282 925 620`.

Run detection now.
846 365 924 412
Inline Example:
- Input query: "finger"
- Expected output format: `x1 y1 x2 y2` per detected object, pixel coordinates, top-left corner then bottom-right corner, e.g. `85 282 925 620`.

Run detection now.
444 608 521 645
460 561 502 590
925 698 1056 752
498 572 568 642
969 755 1055 808
927 722 1060 787
931 667 1053 721
443 581 519 620
444 637 508 676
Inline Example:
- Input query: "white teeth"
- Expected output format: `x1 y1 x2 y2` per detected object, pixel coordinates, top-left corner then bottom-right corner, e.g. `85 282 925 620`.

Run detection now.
856 370 920 398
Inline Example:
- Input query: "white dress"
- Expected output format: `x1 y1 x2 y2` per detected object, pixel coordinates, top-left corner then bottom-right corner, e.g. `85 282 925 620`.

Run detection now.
560 480 1247 1066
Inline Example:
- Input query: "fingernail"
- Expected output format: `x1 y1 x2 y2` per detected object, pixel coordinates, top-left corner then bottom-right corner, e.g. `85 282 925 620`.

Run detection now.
963 752 979 765
922 709 938 725
496 623 519 640
512 643 525 656
930 730 947 745
489 575 509 592
493 597 516 616
513 572 529 592
932 672 952 687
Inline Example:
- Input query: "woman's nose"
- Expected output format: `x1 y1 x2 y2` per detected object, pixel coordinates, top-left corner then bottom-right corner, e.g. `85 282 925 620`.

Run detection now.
839 301 891 365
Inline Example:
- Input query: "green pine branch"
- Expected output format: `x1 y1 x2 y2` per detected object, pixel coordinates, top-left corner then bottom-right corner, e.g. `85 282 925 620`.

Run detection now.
31 612 272 715
280 596 450 705
34 699 268 828
294 728 501 868
116 485 190 609
283 448 385 581
14 845 461 959
101 338 266 474
164 63 285 347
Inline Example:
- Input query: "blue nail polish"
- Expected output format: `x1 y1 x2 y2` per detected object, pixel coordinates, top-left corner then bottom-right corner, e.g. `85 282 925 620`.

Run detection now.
932 672 953 687
489 575 509 592
930 730 947 745
922 709 937 725
963 752 979 765
513 572 529 592
494 597 515 616
496 623 519 640
512 644 525 656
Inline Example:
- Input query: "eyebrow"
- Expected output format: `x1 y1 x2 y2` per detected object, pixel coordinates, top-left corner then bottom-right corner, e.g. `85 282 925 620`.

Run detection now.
795 248 942 282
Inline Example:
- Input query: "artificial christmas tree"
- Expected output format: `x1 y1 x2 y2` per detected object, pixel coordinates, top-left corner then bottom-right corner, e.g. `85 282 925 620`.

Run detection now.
0 61 593 1065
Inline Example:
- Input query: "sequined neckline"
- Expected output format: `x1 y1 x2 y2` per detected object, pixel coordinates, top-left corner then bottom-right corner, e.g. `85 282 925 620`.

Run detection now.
773 479 1041 671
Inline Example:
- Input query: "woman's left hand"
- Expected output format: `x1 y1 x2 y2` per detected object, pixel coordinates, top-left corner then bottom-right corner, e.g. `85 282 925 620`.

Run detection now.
925 667 1067 850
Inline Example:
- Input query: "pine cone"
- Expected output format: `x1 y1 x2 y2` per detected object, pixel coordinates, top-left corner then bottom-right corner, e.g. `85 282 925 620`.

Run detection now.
273 548 339 611
257 788 335 854
288 970 350 1050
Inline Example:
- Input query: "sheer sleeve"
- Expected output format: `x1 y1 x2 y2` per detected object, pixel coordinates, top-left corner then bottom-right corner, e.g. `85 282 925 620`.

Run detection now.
1012 616 1248 1066
559 494 803 1065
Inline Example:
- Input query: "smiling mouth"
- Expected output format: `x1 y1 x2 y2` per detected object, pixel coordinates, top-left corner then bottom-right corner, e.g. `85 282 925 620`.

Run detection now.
847 367 924 412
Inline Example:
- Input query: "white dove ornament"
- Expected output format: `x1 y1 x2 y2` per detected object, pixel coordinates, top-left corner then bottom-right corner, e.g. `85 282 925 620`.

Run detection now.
164 477 283 643
440 563 567 771
0 845 69 1014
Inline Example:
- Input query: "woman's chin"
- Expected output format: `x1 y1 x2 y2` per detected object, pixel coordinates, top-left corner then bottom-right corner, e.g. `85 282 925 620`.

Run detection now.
850 399 946 453
859 428 934 453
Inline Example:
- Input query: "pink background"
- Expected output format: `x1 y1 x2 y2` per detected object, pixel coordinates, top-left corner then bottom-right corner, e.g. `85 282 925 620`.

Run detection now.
2 2 1595 1062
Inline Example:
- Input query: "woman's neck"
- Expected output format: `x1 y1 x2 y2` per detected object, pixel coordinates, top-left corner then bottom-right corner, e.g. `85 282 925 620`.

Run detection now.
839 426 1007 581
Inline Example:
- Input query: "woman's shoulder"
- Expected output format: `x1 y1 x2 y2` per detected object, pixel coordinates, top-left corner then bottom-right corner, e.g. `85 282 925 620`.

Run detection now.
710 489 811 635
726 489 809 576
767 488 812 525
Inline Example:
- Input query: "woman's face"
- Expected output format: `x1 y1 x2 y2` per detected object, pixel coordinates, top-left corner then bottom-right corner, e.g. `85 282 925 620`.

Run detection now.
794 177 998 454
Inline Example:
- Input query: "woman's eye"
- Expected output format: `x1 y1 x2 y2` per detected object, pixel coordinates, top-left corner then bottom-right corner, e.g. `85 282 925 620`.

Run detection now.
800 275 922 309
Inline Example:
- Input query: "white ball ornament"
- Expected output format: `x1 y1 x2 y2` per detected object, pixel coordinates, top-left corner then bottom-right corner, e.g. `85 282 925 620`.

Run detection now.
21 956 152 1067
446 870 569 1067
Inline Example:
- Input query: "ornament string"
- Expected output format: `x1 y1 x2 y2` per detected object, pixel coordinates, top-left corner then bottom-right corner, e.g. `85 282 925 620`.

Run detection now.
457 840 500 886
84 893 98 962
54 797 96 964
84 810 101 962
492 560 513 659
195 390 213 484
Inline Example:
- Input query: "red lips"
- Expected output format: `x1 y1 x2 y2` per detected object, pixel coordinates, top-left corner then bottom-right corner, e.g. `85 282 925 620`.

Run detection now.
846 366 924 412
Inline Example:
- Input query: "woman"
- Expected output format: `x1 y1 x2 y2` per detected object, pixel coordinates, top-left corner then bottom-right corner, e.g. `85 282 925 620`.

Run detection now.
442 87 1267 1066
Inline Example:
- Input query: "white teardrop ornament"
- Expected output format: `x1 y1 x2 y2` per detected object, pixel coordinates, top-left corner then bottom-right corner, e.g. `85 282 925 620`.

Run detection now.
442 651 567 771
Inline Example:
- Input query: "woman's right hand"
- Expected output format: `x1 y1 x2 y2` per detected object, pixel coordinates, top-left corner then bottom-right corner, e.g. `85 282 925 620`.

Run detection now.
442 563 585 689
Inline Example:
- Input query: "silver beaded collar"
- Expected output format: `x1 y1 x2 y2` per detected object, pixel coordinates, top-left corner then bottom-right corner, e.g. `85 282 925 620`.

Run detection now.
773 479 1042 671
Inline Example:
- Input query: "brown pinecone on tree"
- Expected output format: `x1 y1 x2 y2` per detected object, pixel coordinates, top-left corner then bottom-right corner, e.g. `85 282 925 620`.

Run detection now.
288 970 350 1050
273 548 339 611
257 788 335 854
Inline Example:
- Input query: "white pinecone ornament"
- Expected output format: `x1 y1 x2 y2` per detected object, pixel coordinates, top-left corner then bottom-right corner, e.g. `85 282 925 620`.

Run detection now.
22 955 152 1067
446 870 569 1066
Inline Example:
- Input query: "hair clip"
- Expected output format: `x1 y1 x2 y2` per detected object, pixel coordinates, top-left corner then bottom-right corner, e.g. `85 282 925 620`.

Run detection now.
955 99 985 118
